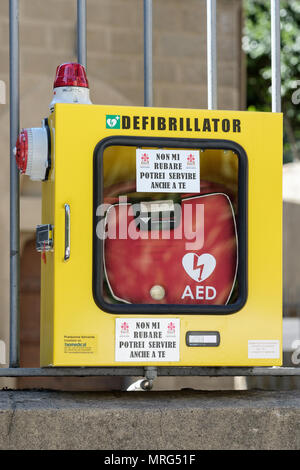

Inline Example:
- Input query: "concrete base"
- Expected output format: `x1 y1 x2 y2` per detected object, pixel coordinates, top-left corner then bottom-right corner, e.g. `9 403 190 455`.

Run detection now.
0 390 299 450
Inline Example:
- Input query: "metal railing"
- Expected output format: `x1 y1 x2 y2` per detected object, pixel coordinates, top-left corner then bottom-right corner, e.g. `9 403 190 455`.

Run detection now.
207 0 217 110
9 0 20 369
4 0 299 378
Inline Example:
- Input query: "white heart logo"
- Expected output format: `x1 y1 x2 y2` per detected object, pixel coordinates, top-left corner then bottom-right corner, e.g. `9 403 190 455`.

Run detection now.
107 118 117 128
182 253 216 283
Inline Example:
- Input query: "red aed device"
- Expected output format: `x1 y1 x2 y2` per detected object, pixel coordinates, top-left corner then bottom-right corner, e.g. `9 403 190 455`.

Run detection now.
103 181 237 306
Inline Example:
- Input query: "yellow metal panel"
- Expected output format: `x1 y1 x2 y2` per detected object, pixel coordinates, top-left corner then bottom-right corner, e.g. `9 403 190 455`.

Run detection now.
40 104 282 367
40 112 56 366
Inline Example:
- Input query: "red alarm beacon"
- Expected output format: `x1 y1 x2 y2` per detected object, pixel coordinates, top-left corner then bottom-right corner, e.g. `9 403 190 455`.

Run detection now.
14 125 49 181
49 62 92 111
14 62 92 180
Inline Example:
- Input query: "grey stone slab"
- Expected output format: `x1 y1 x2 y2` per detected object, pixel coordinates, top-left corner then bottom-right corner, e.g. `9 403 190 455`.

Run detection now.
0 390 299 449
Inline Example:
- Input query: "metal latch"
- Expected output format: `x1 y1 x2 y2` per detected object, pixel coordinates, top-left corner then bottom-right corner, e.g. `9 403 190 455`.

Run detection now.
36 224 53 252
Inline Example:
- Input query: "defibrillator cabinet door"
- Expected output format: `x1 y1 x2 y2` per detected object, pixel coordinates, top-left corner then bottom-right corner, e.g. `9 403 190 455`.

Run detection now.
93 137 247 315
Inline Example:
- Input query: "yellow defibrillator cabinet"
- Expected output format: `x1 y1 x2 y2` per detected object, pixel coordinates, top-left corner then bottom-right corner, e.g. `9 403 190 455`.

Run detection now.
33 102 283 367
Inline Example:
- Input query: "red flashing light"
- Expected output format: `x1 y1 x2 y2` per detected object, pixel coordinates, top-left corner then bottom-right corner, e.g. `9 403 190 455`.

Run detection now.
53 63 89 89
15 129 28 174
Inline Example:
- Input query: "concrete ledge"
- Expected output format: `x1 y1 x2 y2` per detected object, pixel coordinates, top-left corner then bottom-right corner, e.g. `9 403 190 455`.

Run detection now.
0 390 299 449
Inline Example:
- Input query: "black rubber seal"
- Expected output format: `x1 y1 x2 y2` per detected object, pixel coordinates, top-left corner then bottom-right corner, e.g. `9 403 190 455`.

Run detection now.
93 136 248 315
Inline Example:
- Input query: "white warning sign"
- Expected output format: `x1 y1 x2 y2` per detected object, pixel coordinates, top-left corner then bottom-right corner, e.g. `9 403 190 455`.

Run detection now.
136 149 200 193
115 318 180 362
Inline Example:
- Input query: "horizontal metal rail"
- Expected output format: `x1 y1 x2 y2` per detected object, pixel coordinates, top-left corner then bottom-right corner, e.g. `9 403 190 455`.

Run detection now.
0 367 299 377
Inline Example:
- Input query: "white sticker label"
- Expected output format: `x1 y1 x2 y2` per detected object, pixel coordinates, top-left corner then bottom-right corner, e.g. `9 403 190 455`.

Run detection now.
115 318 180 362
248 340 280 359
136 149 200 193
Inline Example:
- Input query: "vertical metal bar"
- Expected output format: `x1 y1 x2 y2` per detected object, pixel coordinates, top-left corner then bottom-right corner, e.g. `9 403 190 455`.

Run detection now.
206 0 217 110
143 0 155 388
77 0 87 69
144 0 153 107
9 0 20 368
271 0 281 112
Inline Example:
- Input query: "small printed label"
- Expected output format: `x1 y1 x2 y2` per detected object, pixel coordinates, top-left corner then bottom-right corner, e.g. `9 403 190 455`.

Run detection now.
136 149 200 193
64 335 97 354
115 318 180 362
248 340 280 359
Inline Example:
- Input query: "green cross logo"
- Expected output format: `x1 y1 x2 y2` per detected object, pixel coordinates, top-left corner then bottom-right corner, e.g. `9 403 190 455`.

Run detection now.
106 115 120 129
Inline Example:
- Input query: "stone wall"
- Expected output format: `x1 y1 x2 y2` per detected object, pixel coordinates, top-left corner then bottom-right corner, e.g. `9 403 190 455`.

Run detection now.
0 390 299 450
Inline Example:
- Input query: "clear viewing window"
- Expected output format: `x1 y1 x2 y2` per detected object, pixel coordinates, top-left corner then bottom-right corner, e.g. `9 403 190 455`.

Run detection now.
93 137 247 315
